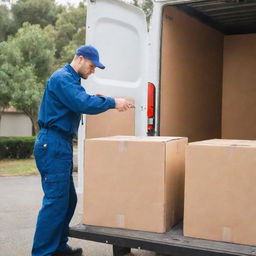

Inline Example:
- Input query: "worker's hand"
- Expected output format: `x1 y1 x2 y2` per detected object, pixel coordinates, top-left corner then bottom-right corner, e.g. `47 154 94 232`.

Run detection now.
114 97 134 112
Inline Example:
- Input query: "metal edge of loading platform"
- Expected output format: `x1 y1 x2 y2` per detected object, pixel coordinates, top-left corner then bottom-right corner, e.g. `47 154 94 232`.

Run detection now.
69 223 256 256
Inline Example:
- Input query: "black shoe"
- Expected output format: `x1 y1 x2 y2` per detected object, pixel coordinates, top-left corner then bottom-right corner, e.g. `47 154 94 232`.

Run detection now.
53 245 83 256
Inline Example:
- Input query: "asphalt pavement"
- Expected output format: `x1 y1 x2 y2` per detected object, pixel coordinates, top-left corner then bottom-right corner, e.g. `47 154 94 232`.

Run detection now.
0 174 157 256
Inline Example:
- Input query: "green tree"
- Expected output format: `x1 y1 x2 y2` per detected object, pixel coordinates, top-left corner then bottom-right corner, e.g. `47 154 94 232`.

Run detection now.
12 0 62 29
14 22 56 80
0 1 86 134
0 41 21 109
0 4 17 42
133 0 140 7
132 0 153 24
57 26 86 66
0 23 55 134
11 66 44 135
54 2 86 60
141 0 153 23
0 66 13 109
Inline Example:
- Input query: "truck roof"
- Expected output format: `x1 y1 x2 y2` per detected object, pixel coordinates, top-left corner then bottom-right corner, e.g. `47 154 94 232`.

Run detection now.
157 0 256 34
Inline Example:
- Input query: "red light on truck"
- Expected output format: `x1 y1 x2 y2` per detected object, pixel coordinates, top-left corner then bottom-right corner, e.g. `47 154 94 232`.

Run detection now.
148 82 155 132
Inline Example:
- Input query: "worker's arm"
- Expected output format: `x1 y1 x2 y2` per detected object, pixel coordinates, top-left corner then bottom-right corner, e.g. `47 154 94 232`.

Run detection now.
49 74 115 114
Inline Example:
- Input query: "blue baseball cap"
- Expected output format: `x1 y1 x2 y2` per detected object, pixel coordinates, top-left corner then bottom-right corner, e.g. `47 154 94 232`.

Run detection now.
76 45 105 69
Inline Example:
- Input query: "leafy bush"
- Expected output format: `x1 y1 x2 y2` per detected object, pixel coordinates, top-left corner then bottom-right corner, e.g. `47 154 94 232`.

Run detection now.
0 136 35 159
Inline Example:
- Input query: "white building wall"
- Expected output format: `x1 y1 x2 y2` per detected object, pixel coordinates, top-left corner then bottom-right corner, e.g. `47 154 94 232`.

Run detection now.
0 113 33 136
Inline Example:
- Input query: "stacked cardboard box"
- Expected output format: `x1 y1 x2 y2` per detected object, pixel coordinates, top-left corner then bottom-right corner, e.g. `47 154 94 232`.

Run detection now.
184 139 256 246
83 136 188 233
86 105 135 139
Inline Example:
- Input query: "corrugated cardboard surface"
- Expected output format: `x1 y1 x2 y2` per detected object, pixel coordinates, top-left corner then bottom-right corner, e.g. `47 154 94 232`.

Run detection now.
184 139 256 245
222 34 256 140
84 136 187 233
86 108 135 139
160 7 223 142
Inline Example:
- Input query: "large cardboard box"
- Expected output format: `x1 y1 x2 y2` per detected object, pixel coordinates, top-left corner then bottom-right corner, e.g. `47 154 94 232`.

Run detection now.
84 136 188 233
184 139 256 246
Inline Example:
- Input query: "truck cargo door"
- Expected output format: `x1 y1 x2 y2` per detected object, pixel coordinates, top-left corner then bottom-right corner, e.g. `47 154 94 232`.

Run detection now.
84 0 148 136
77 0 148 192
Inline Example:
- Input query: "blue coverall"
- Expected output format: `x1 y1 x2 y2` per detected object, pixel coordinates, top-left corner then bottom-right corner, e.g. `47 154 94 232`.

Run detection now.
32 64 115 256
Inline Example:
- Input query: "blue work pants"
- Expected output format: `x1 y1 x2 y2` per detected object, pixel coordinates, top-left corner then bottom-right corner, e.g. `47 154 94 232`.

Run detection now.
32 128 77 256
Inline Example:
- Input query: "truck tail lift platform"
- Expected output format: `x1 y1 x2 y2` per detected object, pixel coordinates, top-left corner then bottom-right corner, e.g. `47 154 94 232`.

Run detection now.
69 222 256 256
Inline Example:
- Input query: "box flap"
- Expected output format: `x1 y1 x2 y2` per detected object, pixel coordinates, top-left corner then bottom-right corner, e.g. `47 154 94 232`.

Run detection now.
87 136 186 143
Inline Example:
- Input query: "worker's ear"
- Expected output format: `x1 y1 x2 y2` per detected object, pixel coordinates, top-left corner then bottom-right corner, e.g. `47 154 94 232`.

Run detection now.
78 56 84 64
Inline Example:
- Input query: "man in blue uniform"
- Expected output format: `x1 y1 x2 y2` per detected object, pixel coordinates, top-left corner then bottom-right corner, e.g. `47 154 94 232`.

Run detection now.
32 45 132 256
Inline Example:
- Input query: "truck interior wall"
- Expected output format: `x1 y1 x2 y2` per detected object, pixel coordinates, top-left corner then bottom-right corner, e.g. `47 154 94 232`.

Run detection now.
222 34 256 140
160 6 224 142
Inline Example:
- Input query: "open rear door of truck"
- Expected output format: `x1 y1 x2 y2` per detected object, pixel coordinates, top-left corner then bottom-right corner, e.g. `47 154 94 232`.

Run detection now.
84 0 148 135
78 0 148 191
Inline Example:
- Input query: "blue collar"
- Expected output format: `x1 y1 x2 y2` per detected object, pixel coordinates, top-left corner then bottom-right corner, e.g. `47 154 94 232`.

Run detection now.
65 64 81 83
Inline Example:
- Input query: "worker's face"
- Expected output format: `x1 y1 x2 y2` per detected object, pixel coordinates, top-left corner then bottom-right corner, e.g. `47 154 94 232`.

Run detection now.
78 57 96 79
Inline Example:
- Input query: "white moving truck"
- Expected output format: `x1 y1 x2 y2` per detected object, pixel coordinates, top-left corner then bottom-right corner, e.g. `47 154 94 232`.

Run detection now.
78 0 256 188
73 0 256 254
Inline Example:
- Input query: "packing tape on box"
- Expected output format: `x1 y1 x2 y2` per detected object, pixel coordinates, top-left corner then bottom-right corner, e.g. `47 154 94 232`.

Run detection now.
222 227 232 242
119 141 128 153
224 147 235 158
116 214 125 228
